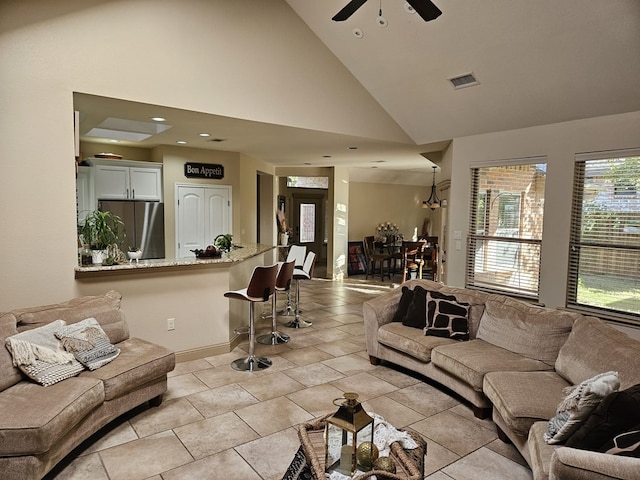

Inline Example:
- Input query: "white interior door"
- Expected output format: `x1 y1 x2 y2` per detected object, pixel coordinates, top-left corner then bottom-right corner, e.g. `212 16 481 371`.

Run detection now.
176 184 231 258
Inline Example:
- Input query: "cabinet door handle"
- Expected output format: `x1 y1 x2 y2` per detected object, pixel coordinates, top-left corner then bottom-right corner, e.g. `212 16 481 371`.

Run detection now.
132 189 135 199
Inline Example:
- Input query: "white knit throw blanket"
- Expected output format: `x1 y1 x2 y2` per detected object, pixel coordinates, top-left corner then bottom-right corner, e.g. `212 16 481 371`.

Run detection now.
6 320 75 366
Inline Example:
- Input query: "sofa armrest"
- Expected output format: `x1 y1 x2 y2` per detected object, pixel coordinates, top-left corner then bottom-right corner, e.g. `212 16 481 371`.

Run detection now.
550 447 640 480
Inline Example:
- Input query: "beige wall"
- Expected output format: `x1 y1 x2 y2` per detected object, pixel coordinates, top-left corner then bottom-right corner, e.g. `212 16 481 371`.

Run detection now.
0 0 402 323
348 182 436 243
446 110 640 310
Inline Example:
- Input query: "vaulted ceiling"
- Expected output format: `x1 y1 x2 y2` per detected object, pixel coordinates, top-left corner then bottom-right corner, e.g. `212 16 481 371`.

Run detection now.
77 0 640 183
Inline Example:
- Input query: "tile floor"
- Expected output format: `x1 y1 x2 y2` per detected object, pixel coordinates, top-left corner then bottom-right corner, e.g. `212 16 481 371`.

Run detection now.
47 274 534 480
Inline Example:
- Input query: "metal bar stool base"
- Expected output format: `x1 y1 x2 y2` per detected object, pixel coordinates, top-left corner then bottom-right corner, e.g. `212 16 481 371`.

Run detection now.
257 331 290 345
231 355 272 371
284 318 312 328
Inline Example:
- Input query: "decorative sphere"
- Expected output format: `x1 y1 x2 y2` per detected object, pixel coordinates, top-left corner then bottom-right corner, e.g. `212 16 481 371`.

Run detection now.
356 441 379 470
372 456 396 474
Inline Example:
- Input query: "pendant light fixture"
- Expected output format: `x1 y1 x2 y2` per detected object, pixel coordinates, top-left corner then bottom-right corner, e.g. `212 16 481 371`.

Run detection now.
422 166 441 210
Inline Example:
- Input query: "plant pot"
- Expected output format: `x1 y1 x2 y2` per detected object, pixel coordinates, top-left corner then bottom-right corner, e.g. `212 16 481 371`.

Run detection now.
127 250 143 263
91 250 105 265
280 233 289 246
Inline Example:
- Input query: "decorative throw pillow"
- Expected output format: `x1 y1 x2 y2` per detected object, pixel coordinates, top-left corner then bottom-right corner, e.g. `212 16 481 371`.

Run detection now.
600 426 640 457
566 383 640 451
424 290 470 340
402 286 427 329
392 286 414 323
5 320 85 386
544 371 620 445
55 317 120 370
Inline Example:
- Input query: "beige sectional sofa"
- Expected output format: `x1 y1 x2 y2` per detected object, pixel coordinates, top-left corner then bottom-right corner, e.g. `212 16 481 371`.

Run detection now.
0 290 175 480
363 279 640 480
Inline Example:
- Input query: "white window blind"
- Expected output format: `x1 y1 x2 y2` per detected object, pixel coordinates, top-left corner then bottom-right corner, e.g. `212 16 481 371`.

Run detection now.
466 162 546 299
567 153 640 323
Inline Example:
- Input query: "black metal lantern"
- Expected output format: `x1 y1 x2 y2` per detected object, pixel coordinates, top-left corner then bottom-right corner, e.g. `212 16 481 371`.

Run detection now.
325 392 374 476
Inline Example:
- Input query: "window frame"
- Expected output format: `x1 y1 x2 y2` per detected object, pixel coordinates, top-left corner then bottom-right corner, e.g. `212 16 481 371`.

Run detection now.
466 158 547 300
567 149 640 326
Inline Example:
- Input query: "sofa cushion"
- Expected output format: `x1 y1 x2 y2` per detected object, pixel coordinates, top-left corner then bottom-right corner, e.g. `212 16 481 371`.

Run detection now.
544 371 619 444
528 421 557 480
555 315 640 389
476 296 577 366
5 320 85 386
566 383 640 451
392 286 414 323
0 312 22 392
80 337 174 401
425 290 470 340
378 322 455 362
12 290 129 344
432 339 553 393
484 371 570 436
402 286 427 329
0 377 104 455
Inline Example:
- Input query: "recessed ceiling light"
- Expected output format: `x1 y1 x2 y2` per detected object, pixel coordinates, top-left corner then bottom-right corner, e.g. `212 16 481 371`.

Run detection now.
322 155 332 158
304 162 312 165
372 160 386 163
199 133 211 137
176 140 187 144
150 117 166 122
348 146 358 150
108 139 119 143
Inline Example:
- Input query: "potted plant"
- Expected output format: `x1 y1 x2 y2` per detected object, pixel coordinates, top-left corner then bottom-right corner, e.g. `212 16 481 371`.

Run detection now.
214 233 233 252
78 209 124 264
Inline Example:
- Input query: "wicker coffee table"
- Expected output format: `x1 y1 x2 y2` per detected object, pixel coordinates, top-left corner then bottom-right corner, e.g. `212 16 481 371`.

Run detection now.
295 416 426 480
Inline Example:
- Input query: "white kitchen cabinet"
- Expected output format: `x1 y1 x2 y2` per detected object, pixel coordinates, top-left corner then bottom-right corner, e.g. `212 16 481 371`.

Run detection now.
76 165 94 224
93 160 163 201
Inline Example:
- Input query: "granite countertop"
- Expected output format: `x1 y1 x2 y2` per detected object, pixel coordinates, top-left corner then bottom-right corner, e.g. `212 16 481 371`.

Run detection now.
75 243 275 276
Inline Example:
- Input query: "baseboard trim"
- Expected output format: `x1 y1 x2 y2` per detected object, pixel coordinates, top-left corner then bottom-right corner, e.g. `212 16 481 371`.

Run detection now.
174 335 244 363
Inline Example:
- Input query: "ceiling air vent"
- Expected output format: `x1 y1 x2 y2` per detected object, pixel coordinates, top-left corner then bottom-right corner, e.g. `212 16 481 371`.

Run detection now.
448 72 479 89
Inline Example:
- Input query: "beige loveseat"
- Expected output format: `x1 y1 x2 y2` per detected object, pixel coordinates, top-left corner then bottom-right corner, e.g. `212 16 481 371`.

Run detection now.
363 279 640 480
0 290 175 480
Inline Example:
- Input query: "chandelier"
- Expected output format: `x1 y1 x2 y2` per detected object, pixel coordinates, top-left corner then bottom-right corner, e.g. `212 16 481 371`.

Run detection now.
422 166 441 210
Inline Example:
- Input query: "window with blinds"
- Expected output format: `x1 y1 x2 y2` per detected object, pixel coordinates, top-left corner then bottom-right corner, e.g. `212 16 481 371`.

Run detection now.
466 161 546 299
567 152 640 324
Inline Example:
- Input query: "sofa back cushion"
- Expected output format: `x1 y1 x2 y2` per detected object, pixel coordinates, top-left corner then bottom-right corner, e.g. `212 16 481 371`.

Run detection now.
12 290 129 344
0 312 22 392
556 316 640 389
477 296 579 366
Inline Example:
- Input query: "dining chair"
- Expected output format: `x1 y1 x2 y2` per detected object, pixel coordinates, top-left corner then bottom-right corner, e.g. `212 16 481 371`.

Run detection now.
364 236 391 281
401 240 427 282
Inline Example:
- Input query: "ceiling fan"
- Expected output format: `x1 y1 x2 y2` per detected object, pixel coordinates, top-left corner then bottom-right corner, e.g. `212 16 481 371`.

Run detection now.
332 0 442 22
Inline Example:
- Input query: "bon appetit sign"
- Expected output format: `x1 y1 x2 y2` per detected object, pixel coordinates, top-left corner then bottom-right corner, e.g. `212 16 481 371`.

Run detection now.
184 162 224 179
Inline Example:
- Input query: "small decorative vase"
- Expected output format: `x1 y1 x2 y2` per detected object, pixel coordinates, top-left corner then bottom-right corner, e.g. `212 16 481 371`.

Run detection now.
280 233 289 246
127 250 143 263
91 250 104 265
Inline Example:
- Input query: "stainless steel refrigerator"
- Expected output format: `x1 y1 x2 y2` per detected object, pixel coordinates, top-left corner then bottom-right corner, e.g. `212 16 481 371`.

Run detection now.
99 200 165 259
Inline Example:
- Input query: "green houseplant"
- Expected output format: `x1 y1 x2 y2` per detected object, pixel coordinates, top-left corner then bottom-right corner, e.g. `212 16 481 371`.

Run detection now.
78 209 125 264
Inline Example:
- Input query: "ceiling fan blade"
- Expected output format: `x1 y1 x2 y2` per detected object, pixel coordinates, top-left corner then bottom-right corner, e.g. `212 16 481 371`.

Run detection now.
332 0 369 22
406 0 442 22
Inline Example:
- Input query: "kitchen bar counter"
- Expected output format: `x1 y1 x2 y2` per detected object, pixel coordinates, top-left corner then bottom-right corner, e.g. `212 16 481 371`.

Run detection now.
75 243 274 278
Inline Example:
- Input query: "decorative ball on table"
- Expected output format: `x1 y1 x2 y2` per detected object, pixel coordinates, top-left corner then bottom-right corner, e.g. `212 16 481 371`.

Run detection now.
372 456 396 474
356 441 379 470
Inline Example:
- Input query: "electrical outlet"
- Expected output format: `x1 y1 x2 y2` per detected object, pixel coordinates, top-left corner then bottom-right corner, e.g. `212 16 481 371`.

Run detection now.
167 318 175 331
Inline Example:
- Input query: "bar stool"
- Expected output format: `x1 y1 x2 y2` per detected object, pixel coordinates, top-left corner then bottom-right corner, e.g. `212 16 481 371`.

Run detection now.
225 263 278 371
257 260 295 345
278 245 306 316
284 251 316 329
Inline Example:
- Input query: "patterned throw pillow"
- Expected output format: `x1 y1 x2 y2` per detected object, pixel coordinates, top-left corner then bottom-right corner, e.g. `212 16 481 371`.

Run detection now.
55 318 120 370
402 286 427 329
5 320 85 386
601 427 640 457
424 290 470 340
544 371 620 444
